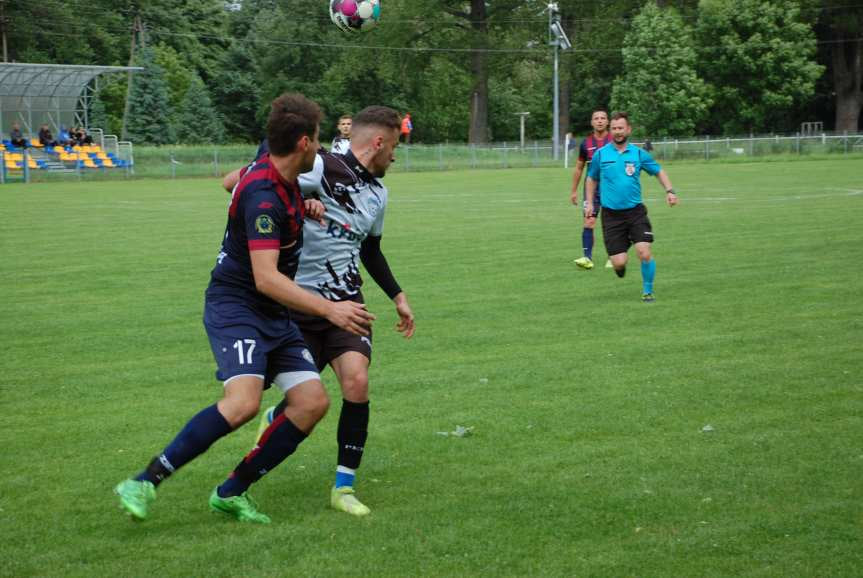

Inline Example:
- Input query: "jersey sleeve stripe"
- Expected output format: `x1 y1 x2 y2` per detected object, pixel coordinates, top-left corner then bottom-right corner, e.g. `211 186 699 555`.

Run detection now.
248 239 280 251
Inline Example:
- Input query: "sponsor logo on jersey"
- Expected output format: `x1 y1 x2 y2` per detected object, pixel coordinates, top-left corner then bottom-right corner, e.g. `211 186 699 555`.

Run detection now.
625 162 636 176
326 219 362 242
255 214 274 233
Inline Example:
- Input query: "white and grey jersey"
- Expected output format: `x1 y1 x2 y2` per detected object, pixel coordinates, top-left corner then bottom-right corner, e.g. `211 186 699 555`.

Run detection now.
297 150 387 300
331 137 351 155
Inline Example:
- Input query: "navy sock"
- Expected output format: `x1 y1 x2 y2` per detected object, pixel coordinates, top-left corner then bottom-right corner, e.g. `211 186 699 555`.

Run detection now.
218 414 307 497
582 228 594 259
337 399 369 475
135 404 232 487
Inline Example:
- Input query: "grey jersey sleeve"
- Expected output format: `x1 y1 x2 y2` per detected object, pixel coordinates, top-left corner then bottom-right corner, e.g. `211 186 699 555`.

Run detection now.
298 154 325 197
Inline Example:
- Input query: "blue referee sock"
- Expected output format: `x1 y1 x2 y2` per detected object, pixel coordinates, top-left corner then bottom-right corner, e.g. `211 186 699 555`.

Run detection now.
641 259 656 294
136 404 232 487
582 228 594 260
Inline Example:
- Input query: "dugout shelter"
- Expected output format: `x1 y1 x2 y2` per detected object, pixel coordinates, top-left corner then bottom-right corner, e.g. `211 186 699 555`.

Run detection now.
0 62 140 139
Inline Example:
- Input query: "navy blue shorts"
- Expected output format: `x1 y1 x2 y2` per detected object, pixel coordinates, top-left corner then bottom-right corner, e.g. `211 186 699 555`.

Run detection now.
582 191 601 218
203 298 319 391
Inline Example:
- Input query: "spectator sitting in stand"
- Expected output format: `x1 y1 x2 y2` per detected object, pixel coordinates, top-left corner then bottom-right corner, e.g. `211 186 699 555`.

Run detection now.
10 123 27 148
74 126 94 146
58 126 74 147
39 124 58 147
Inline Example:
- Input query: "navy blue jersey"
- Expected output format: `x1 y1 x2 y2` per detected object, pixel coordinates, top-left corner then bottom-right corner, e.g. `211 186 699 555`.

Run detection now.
206 154 305 316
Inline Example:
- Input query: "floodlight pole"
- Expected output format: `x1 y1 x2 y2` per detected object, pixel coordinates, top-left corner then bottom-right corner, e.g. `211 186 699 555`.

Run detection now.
516 112 530 148
548 4 570 161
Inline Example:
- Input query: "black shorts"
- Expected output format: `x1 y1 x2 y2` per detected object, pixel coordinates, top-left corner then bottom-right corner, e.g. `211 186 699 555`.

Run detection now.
600 204 654 256
290 292 372 371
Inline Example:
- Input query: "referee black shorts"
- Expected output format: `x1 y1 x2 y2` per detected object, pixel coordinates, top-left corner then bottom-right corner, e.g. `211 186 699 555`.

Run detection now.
289 292 372 372
600 203 654 256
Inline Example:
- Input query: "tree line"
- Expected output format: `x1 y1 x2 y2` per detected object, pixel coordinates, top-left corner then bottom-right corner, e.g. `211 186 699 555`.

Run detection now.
7 0 861 144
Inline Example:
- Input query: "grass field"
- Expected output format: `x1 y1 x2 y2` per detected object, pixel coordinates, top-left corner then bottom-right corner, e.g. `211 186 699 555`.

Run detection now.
2 159 862 577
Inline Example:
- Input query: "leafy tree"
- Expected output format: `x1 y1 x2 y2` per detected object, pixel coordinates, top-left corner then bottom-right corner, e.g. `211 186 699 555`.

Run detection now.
610 2 711 137
152 44 197 117
817 0 862 131
5 0 127 65
89 92 109 133
126 45 176 144
175 76 226 144
210 43 263 142
696 0 824 133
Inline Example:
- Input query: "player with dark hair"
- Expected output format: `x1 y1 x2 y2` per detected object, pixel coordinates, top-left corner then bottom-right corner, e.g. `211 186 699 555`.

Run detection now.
256 105 414 517
584 111 678 302
570 108 612 270
331 115 352 155
114 93 375 524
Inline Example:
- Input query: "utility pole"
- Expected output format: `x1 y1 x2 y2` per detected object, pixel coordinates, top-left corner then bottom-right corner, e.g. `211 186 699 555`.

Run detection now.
121 15 142 140
548 3 571 160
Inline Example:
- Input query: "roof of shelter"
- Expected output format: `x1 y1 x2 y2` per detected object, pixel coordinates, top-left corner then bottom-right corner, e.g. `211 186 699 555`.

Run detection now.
0 62 142 99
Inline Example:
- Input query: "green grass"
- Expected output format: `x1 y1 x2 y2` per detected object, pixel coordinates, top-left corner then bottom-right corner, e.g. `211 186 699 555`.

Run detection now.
1 159 862 577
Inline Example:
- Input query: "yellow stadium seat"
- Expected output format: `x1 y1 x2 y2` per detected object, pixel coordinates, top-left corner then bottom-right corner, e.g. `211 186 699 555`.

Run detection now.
102 158 115 167
30 139 43 148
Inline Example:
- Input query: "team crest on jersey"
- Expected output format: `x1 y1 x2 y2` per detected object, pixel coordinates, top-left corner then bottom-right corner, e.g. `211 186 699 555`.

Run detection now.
255 214 274 234
625 162 636 176
302 349 314 364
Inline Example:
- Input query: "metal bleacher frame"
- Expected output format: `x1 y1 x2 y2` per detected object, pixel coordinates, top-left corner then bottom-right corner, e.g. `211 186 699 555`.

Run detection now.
0 62 142 183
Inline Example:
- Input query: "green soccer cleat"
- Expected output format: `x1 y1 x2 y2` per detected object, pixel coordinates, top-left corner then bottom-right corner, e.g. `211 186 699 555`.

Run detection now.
209 489 271 524
573 257 594 270
642 293 656 303
331 486 371 517
115 479 156 521
254 406 276 446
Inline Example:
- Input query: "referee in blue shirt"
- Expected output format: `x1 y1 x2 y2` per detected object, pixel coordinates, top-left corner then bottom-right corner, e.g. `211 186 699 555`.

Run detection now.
585 112 678 302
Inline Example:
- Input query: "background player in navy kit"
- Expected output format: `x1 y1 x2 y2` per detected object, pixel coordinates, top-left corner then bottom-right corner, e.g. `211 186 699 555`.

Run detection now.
259 106 415 517
585 111 678 302
114 93 374 524
570 109 612 270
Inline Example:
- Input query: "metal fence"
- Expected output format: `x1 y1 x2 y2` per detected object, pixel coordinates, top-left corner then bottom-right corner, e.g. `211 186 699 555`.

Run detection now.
3 132 861 184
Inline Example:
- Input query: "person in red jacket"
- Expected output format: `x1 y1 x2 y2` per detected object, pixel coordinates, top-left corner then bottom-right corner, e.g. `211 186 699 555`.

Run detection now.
400 112 412 144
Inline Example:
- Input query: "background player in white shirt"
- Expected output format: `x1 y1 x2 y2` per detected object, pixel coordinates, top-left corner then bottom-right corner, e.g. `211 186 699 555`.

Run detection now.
331 114 352 155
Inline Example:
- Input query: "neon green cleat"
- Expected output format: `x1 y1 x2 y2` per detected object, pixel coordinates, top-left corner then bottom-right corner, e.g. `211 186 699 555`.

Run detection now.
605 259 613 269
331 486 371 517
642 293 656 303
254 406 276 445
115 479 156 521
209 489 271 524
573 257 594 270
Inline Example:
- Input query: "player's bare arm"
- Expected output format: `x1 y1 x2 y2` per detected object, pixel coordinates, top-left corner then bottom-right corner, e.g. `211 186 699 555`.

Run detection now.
392 292 415 339
249 249 375 336
570 158 586 204
655 170 678 207
223 168 242 193
584 176 598 216
303 198 326 223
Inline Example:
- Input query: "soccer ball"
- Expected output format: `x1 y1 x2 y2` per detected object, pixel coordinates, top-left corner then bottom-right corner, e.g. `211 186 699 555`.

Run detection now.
330 0 380 33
